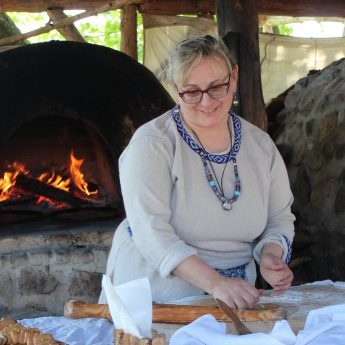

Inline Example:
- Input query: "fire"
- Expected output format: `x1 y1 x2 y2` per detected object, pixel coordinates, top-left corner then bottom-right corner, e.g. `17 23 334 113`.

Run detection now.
0 150 97 205
38 171 71 192
70 151 97 196
0 162 29 201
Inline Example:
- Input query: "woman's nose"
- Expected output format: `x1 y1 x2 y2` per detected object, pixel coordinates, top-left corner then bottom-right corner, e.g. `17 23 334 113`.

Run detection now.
200 91 215 105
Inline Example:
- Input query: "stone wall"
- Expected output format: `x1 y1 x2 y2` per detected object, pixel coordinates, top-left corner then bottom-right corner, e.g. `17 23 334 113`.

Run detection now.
273 58 345 283
0 220 118 319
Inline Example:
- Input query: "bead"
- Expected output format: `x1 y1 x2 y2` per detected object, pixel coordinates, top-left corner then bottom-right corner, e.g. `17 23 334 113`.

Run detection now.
222 201 232 210
172 105 242 211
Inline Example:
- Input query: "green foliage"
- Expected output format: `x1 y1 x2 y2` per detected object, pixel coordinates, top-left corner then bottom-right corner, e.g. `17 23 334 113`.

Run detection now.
7 12 63 41
7 10 144 62
277 24 293 36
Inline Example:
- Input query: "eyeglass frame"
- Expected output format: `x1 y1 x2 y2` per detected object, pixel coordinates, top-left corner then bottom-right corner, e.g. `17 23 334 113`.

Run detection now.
175 75 231 104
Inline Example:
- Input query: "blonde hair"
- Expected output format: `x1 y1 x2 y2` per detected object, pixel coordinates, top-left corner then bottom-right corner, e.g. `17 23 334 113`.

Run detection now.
164 35 233 87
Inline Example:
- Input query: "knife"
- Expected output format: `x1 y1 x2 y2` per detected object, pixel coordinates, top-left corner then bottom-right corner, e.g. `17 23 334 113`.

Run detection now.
215 298 252 335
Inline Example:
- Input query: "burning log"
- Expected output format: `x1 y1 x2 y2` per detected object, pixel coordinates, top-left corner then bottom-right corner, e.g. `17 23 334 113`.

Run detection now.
15 173 97 208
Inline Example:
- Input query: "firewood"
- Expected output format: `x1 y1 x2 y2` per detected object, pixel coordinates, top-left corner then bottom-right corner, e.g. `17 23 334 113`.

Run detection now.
15 173 92 207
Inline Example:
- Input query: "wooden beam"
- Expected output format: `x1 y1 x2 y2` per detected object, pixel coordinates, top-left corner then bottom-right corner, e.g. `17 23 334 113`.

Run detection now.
121 4 137 60
47 8 85 42
0 1 114 12
139 0 345 16
138 0 214 15
217 0 267 131
0 0 141 47
1 0 345 17
258 0 345 17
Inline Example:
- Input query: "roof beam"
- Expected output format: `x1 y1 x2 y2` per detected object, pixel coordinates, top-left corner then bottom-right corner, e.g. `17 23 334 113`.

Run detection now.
1 0 345 18
258 0 345 17
47 8 85 41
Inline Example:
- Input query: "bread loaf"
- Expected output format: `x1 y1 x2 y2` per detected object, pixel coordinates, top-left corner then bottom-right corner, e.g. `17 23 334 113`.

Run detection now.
0 318 66 345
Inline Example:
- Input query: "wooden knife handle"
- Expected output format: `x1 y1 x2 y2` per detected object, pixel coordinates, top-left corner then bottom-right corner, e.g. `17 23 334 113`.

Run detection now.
64 300 284 324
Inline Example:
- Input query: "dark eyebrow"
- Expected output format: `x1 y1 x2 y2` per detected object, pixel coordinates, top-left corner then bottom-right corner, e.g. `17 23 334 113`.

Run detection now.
182 74 229 90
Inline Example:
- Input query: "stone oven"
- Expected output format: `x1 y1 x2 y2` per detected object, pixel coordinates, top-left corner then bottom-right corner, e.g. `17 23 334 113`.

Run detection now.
271 58 345 284
0 41 173 317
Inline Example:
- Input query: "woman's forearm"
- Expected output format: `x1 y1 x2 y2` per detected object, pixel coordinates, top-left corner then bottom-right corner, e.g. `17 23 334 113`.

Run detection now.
172 255 222 295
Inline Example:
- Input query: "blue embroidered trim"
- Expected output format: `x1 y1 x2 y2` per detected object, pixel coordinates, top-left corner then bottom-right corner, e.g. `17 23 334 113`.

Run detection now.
127 226 133 237
216 264 247 280
283 235 292 264
172 105 241 164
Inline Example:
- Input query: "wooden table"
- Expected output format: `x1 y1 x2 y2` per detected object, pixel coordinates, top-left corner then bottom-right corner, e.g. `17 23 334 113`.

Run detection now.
153 284 345 342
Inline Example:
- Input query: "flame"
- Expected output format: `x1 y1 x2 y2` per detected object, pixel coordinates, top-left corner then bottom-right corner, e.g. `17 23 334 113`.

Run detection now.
38 171 71 192
0 162 29 201
0 150 98 205
69 151 97 196
35 167 71 206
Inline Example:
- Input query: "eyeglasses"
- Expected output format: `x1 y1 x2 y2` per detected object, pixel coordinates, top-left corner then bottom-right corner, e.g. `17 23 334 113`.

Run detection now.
176 76 231 104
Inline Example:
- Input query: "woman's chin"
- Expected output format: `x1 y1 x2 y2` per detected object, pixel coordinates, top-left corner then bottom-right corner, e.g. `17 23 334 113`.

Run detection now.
197 113 227 128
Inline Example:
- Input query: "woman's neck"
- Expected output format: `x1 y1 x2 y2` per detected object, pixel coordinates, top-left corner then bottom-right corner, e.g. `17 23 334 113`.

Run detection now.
183 117 232 153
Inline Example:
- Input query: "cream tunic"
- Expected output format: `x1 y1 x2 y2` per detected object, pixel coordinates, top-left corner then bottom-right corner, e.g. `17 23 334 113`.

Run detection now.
100 108 295 303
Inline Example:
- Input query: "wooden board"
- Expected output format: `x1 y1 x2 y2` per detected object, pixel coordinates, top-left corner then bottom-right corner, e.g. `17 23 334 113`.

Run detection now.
259 284 345 332
154 284 345 340
65 284 345 342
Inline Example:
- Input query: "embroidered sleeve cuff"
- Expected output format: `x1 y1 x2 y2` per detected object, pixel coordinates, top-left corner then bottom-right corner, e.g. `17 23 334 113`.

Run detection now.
253 234 292 264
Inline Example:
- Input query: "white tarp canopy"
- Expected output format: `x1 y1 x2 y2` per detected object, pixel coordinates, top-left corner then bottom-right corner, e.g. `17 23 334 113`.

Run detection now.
143 15 345 103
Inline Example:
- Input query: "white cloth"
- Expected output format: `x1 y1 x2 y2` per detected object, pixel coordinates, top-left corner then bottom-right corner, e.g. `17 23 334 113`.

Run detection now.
296 304 345 345
101 276 152 338
170 290 345 345
170 315 296 345
19 317 114 345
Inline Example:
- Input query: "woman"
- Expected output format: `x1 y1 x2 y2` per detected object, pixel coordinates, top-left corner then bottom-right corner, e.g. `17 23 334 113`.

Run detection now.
100 35 295 309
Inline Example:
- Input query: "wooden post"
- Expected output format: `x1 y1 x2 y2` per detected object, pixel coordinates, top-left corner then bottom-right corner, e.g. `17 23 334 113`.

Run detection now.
216 0 267 131
121 4 138 60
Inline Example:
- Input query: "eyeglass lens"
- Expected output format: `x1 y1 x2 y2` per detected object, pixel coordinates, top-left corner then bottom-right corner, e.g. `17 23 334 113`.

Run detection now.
180 80 230 104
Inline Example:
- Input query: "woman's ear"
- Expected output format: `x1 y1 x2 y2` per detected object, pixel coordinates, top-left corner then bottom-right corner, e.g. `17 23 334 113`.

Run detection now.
231 64 239 84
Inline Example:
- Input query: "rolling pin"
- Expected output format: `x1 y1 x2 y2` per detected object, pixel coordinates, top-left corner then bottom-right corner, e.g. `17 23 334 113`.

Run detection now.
64 300 284 324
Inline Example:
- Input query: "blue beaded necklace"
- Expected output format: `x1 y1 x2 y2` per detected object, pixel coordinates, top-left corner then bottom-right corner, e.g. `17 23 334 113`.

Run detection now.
172 105 241 211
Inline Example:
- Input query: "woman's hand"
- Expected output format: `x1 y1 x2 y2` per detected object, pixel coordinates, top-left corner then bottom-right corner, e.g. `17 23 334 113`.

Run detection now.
173 255 262 310
211 276 262 310
259 244 294 291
